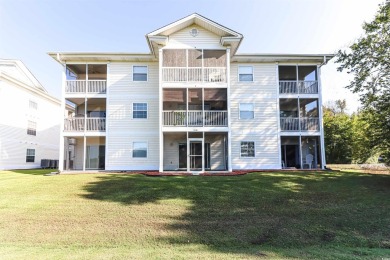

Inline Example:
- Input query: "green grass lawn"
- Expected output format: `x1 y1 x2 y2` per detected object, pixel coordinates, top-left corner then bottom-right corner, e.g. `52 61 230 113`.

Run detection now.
0 169 389 259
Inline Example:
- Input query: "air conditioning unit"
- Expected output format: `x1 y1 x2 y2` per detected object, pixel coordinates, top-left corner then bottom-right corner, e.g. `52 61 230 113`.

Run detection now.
68 138 76 145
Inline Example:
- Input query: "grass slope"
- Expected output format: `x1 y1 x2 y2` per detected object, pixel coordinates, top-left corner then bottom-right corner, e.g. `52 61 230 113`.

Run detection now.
0 169 389 259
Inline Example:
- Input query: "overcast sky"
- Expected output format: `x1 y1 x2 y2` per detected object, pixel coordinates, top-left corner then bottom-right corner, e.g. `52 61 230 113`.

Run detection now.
0 0 383 112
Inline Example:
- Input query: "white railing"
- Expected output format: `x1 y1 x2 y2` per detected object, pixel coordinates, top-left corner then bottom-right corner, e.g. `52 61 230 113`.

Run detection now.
279 81 318 94
162 67 226 83
65 80 106 94
88 80 107 93
280 117 319 131
66 80 86 93
163 111 228 126
300 117 319 131
204 111 227 126
280 117 300 131
64 117 106 131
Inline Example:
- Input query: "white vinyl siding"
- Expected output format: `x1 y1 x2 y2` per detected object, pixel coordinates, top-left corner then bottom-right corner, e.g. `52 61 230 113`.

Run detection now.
167 25 223 49
230 63 280 169
239 103 254 119
106 62 159 170
238 66 253 82
133 142 147 158
133 66 148 81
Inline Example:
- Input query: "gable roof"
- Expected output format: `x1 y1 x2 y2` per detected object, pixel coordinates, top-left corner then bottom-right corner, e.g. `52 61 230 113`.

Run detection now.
0 59 47 93
146 13 243 57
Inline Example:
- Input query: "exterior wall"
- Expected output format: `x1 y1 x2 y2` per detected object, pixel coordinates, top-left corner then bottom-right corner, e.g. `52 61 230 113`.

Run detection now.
0 80 61 170
167 25 223 49
105 62 159 170
163 133 226 171
229 63 280 169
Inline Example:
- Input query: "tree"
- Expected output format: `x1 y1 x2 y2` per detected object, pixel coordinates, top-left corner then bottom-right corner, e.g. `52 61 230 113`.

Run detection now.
336 0 390 164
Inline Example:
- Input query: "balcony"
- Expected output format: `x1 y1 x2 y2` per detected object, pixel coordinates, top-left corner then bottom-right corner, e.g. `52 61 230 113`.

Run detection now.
163 111 228 127
64 117 106 132
279 81 318 94
66 80 107 94
280 117 319 131
162 67 226 83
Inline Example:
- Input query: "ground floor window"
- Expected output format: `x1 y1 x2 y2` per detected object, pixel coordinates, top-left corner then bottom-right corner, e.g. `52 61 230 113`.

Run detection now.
26 149 35 162
133 142 147 158
240 141 255 157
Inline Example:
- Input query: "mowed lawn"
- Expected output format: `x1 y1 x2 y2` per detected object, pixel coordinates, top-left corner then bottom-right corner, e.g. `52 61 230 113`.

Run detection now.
0 170 389 259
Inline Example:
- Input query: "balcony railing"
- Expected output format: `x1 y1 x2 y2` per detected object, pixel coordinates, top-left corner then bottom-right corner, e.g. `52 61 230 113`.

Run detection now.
280 117 319 131
66 80 107 94
279 81 318 94
64 117 106 132
162 67 226 83
163 110 228 127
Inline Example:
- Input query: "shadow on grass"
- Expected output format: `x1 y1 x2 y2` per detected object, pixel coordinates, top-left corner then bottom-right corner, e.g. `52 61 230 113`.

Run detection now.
82 171 390 258
4 169 55 176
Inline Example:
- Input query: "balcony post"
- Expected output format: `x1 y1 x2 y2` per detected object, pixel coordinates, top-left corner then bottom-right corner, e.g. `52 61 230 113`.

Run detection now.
59 63 66 172
227 47 232 172
201 49 204 83
318 64 326 169
159 48 163 172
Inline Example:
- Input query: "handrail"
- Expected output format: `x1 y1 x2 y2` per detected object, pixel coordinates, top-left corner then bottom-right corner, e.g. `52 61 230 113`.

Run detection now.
163 110 228 126
64 117 106 131
279 80 318 94
280 117 319 131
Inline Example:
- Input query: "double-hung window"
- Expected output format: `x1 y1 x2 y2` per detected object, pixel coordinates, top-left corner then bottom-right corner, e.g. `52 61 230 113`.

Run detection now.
27 120 37 136
239 103 254 119
133 66 148 81
238 66 253 82
240 141 255 157
133 103 147 119
133 142 147 158
29 100 38 110
26 149 35 162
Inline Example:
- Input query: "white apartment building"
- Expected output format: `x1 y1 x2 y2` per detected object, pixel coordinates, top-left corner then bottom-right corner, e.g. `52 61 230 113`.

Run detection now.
49 14 333 173
0 59 63 170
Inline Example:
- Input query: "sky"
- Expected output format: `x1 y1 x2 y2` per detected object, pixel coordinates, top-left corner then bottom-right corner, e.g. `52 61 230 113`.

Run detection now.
0 0 384 112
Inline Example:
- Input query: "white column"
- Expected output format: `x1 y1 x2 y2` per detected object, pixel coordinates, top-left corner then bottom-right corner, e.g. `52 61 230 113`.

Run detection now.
83 136 86 171
276 62 282 169
58 63 66 172
318 64 326 169
202 132 205 172
158 48 164 172
226 47 232 172
105 62 110 170
299 135 303 169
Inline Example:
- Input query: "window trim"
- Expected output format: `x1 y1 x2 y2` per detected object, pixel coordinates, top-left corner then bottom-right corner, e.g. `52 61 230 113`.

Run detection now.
132 102 148 119
239 103 255 120
132 65 148 82
132 141 148 158
29 100 38 110
27 120 37 136
238 65 254 82
26 149 35 163
240 141 256 158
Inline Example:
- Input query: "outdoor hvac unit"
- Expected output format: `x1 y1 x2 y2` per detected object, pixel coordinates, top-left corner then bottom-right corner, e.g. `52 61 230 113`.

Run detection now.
68 138 76 145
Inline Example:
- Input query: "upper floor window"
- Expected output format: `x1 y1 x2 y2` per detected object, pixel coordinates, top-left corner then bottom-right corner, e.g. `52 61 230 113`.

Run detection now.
133 66 148 81
29 100 37 110
27 120 37 136
133 142 148 158
240 141 255 157
238 66 253 82
239 103 254 119
26 149 35 162
133 103 147 119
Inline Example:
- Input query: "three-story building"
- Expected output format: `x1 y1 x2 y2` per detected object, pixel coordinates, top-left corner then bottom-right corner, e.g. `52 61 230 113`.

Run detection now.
49 13 332 173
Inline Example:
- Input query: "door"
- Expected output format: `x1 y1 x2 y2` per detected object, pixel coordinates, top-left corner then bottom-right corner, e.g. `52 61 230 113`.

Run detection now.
179 143 210 170
189 141 203 171
86 145 105 170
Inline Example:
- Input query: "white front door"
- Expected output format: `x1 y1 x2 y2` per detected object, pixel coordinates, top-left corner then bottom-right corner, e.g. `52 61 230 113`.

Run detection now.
187 138 204 173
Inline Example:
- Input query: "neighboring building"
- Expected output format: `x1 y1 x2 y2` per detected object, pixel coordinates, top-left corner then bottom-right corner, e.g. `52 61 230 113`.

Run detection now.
49 13 333 173
0 59 62 170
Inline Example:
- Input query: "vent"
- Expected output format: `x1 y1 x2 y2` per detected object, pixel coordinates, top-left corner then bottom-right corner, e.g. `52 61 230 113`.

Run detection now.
189 28 199 37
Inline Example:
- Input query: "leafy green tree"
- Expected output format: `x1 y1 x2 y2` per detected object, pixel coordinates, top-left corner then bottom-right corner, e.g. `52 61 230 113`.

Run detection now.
336 0 390 164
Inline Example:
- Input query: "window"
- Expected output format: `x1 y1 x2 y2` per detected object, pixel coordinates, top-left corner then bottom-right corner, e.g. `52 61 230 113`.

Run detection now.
26 149 35 162
133 66 147 81
29 100 37 110
241 142 255 157
133 142 147 158
27 121 37 136
133 103 147 119
239 103 254 119
238 66 253 81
